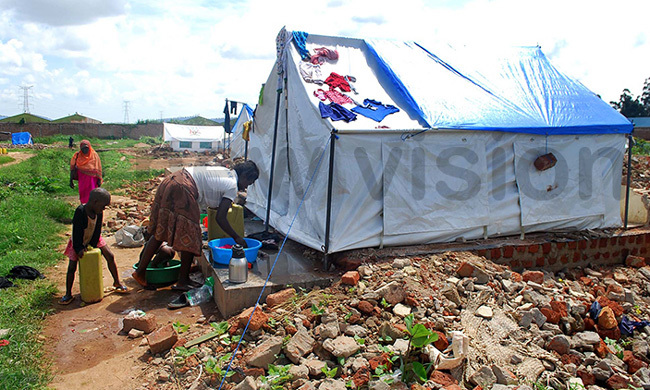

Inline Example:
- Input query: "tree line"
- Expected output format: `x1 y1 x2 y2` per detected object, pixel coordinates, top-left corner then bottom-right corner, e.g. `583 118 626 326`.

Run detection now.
610 77 650 117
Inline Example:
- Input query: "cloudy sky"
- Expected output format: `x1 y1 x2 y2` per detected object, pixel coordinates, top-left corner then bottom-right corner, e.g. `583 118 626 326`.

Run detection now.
0 0 648 123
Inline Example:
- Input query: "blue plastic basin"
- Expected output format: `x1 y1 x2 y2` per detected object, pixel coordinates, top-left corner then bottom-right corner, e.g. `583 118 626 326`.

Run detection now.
208 238 261 265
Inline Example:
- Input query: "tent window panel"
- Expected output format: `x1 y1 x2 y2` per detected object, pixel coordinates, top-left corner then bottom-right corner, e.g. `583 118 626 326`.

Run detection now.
179 141 192 148
199 142 212 149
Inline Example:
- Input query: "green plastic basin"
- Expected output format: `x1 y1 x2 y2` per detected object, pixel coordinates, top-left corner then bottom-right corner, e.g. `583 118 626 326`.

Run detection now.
132 259 181 285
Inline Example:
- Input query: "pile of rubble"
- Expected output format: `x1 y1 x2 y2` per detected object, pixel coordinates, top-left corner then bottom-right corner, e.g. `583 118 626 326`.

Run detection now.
129 251 650 390
623 155 650 191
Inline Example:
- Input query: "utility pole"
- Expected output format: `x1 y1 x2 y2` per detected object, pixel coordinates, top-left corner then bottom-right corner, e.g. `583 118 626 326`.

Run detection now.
123 101 130 124
20 85 33 113
159 111 163 123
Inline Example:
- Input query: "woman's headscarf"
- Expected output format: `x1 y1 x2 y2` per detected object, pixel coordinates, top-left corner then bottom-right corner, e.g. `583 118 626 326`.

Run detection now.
71 140 102 180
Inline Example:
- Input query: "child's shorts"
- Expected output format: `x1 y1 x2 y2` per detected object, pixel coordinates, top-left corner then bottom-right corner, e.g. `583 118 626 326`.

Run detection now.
64 237 107 261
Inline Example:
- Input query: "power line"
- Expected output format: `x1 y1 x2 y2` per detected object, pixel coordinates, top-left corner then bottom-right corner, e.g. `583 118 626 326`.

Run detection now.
123 100 130 123
20 85 33 113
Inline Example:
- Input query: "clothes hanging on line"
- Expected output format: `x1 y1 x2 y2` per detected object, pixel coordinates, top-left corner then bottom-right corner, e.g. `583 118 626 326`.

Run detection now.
242 121 252 141
230 101 237 115
319 102 357 122
352 99 400 122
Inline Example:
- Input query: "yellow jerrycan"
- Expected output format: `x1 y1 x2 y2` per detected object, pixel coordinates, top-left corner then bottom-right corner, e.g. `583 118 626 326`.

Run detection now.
78 247 104 303
207 204 245 241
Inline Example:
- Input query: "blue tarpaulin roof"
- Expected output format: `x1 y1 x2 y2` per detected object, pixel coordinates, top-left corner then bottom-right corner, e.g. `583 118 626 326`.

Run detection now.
12 132 33 145
364 40 633 135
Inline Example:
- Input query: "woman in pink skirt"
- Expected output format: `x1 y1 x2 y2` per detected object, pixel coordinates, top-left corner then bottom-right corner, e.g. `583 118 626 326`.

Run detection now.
70 140 103 204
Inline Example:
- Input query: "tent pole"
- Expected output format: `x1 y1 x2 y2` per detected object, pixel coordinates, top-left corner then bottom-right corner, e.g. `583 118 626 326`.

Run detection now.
264 90 283 232
244 140 249 161
323 130 337 270
624 133 634 229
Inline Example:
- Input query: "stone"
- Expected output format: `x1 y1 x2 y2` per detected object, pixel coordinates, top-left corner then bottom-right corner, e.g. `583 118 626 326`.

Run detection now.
530 308 547 327
128 328 145 339
123 312 157 334
632 340 650 362
547 335 571 355
442 285 462 306
358 301 375 315
393 338 410 356
238 306 269 331
476 305 493 319
593 361 614 381
429 370 458 386
523 289 550 306
607 373 631 389
457 262 475 277
342 271 360 286
316 321 340 339
522 270 544 284
627 255 647 268
305 359 327 377
376 282 406 305
284 329 315 364
246 336 283 368
577 368 596 386
298 383 317 390
266 288 296 308
519 311 534 328
624 350 648 374
393 303 411 317
598 306 618 329
491 365 517 385
392 258 410 269
233 376 257 390
469 366 497 387
433 331 449 351
344 325 368 338
633 367 650 387
323 336 360 358
379 322 407 340
472 267 490 285
289 364 310 380
540 307 560 324
572 331 601 350
352 367 371 388
147 325 178 355
318 379 347 390
368 380 391 390
358 265 373 277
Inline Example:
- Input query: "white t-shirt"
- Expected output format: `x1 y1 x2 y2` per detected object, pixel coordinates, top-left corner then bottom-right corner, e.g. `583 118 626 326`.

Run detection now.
185 166 238 209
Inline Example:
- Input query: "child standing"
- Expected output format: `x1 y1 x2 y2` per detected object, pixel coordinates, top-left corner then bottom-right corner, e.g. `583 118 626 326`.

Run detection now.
59 188 127 305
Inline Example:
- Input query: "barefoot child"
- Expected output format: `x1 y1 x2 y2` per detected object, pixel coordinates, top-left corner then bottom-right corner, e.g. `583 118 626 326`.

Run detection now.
59 188 127 304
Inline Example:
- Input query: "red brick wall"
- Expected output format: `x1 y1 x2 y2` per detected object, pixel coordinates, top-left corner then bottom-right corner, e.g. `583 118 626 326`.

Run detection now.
474 233 650 271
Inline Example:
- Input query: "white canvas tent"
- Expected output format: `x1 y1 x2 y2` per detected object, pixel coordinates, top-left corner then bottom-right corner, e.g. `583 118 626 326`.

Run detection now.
230 104 254 159
246 29 633 254
163 123 226 152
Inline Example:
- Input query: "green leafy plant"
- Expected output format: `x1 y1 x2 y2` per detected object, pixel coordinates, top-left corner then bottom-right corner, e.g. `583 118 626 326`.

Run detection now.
380 297 390 308
172 321 189 333
205 353 235 382
322 366 338 378
354 335 366 345
260 364 293 390
604 337 625 359
311 303 325 316
210 321 230 335
174 346 198 364
395 314 439 383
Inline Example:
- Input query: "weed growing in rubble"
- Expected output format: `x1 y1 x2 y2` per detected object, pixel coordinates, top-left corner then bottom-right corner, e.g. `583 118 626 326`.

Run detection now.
174 346 198 364
260 364 293 389
204 353 234 382
396 314 439 383
380 297 390 308
172 321 189 333
322 366 338 378
311 303 325 316
604 337 625 359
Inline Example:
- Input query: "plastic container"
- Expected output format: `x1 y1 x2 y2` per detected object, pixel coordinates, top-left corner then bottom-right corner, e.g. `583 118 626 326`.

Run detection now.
208 238 261 265
200 213 208 227
186 277 214 306
207 204 244 241
132 259 181 285
79 247 104 303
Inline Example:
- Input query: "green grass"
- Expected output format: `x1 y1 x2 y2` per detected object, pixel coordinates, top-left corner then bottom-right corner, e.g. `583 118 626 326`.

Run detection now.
33 135 163 149
633 137 650 156
0 140 161 389
0 155 14 165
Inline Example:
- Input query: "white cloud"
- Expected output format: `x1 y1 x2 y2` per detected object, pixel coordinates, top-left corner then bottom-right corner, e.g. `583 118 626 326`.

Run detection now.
0 0 649 122
0 0 126 26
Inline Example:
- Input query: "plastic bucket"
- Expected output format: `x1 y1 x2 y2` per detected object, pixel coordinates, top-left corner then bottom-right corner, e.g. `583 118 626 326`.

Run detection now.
132 259 181 285
208 238 261 265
